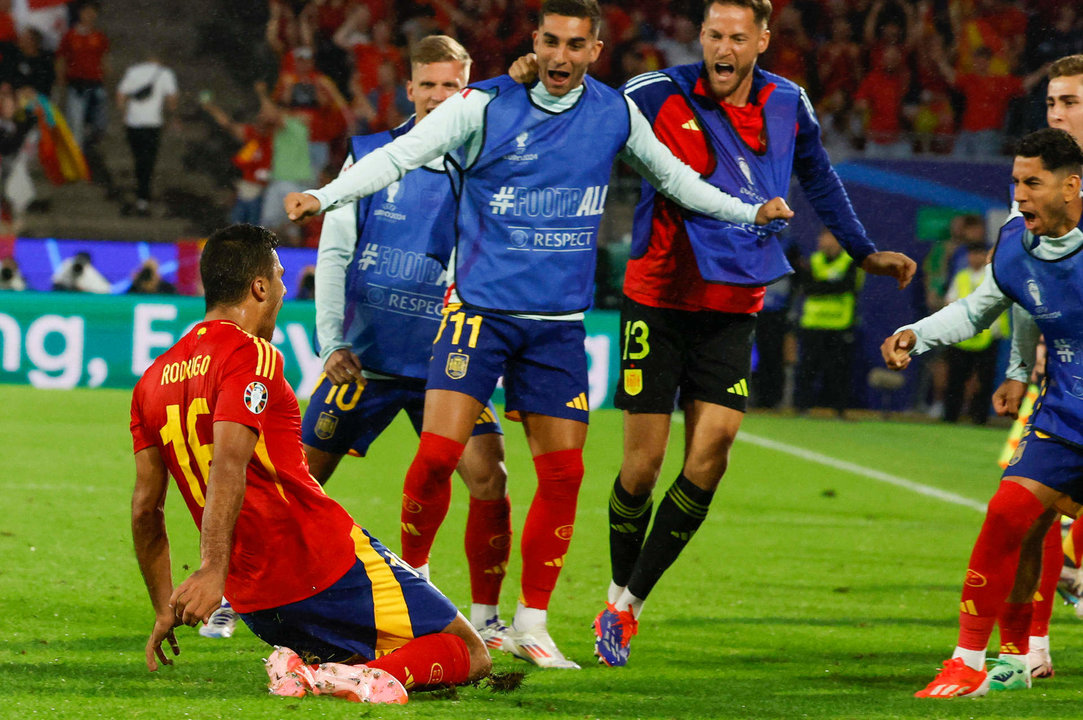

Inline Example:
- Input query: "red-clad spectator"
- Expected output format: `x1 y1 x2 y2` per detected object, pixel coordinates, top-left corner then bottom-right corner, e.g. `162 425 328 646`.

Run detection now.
54 1 114 196
939 46 1046 157
863 0 913 76
312 0 353 39
274 46 351 174
358 59 408 132
201 88 278 225
815 16 862 139
334 11 404 94
55 1 109 147
817 16 861 103
0 0 17 44
266 0 303 75
853 44 910 157
763 5 813 89
951 0 1023 76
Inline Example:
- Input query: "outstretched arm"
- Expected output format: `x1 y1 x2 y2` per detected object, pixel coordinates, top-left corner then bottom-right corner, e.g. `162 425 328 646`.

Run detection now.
286 88 489 221
881 265 1012 368
793 87 916 287
861 252 917 289
132 446 180 671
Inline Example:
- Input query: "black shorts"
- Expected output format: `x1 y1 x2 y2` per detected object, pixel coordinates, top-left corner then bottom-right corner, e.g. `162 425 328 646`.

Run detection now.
613 296 755 414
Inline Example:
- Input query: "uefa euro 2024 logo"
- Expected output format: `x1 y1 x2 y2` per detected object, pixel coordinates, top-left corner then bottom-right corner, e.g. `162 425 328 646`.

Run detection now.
385 181 401 204
1026 278 1043 310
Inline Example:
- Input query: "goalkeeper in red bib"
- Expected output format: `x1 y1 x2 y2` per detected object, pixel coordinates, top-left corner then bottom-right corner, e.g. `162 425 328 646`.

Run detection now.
570 0 914 667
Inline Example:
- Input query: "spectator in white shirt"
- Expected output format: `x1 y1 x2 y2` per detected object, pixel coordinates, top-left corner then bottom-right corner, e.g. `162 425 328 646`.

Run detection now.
116 54 178 215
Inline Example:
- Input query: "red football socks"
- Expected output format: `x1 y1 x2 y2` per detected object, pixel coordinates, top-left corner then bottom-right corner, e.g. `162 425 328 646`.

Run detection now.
365 632 471 689
519 449 584 610
400 432 464 568
1029 520 1062 638
465 495 512 605
957 481 1045 651
997 602 1033 655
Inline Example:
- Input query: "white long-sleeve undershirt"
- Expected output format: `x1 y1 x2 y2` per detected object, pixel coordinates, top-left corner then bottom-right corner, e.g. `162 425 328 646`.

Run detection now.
304 80 761 225
899 219 1083 382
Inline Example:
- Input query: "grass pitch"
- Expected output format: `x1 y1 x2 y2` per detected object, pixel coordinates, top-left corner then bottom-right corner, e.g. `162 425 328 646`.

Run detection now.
4 385 1083 718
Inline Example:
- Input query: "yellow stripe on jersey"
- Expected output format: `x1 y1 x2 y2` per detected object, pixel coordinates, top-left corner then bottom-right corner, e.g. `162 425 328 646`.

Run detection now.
252 337 278 379
350 526 415 654
253 433 288 502
476 406 495 425
253 337 265 377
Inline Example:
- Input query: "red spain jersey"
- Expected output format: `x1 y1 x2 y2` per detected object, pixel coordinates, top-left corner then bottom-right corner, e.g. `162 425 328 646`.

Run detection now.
130 320 356 613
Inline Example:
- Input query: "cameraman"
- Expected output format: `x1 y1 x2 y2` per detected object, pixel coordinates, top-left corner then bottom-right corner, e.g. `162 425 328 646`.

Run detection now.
51 251 111 293
0 257 26 291
127 258 176 294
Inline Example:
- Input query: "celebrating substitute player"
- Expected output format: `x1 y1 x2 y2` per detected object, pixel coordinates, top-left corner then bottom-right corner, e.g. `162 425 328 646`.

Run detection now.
589 0 915 667
882 128 1083 698
985 54 1083 682
299 35 516 651
130 224 490 701
285 0 792 668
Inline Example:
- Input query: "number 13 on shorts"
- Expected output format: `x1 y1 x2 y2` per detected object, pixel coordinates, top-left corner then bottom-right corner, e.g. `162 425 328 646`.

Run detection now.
622 319 649 396
623 319 650 360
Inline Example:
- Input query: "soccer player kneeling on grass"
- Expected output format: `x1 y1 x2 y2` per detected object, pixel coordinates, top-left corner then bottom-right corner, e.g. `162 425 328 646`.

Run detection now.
129 224 490 703
881 128 1083 698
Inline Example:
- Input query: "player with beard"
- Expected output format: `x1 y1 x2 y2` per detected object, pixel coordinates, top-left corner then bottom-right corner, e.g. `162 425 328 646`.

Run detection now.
584 0 915 666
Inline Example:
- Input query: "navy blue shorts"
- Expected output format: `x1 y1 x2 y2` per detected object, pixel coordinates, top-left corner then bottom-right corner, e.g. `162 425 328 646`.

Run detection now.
239 526 459 663
302 375 502 456
426 306 590 422
1003 428 1083 503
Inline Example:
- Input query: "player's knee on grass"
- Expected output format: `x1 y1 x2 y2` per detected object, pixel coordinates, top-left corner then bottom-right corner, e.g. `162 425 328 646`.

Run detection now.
444 615 492 680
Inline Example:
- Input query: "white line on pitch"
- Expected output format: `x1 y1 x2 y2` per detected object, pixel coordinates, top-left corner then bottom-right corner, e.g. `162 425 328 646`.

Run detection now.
737 431 987 513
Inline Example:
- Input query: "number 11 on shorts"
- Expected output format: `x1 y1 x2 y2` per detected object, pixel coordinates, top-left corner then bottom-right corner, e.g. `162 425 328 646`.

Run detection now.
435 311 483 348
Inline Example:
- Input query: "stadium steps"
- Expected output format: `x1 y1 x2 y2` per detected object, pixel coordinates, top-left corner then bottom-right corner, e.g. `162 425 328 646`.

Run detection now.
21 0 265 243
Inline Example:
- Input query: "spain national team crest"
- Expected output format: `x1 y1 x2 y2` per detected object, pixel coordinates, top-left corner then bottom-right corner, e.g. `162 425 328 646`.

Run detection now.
446 352 469 380
623 368 643 396
244 381 268 414
314 412 338 440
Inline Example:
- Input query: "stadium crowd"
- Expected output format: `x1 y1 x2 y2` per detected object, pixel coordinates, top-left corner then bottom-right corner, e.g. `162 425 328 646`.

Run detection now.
183 0 1082 247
